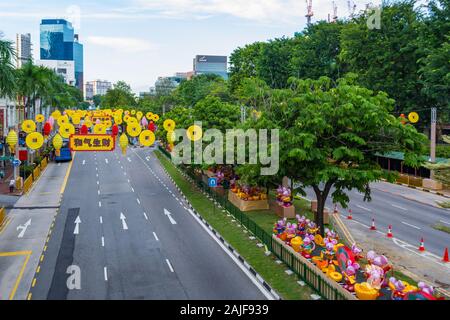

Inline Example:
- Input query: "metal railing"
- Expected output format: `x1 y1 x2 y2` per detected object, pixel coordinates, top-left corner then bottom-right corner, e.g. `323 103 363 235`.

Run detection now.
158 146 352 300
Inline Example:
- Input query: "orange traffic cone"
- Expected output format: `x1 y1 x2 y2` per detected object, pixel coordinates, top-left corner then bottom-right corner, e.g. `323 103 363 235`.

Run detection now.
370 218 376 231
387 225 393 238
419 238 425 252
443 248 449 263
347 209 353 220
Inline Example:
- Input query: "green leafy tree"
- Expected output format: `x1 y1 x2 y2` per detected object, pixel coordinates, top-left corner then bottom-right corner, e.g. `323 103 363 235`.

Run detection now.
101 81 136 109
0 34 16 98
229 42 265 93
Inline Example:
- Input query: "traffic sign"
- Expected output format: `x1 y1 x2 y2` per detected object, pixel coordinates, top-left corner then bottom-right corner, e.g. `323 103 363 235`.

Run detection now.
208 177 218 188
12 159 21 167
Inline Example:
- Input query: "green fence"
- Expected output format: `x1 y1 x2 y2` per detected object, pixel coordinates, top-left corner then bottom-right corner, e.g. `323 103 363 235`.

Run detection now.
158 146 350 300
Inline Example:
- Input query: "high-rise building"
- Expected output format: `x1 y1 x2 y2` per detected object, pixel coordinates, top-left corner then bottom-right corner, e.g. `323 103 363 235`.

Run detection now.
84 80 112 100
40 19 84 91
36 60 76 86
16 33 32 68
193 55 228 79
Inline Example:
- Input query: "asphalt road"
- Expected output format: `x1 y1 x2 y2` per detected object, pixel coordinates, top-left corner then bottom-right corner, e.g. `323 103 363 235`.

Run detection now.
30 146 269 300
303 184 450 257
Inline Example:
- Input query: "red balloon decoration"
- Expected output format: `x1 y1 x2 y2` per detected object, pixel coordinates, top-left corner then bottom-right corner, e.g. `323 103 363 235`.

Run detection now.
148 121 156 132
80 124 88 135
112 124 119 136
43 122 52 136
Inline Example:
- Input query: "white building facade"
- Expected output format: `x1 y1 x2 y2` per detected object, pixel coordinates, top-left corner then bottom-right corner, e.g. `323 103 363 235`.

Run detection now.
84 80 112 100
36 59 76 86
16 33 32 68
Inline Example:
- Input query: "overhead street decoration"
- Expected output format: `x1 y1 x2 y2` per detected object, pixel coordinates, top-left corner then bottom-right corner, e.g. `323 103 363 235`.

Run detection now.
69 134 115 152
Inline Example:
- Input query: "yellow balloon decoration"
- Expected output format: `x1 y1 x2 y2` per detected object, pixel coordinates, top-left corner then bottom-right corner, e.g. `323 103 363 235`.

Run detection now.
139 130 155 147
94 124 106 134
163 119 176 131
119 133 128 155
53 134 63 156
6 130 18 153
126 122 142 137
35 114 45 123
57 115 69 127
59 123 75 139
186 125 203 141
167 130 176 143
26 132 44 150
22 120 36 133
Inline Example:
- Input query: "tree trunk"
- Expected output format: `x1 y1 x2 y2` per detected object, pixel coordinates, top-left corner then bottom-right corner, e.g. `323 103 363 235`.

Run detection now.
315 194 325 237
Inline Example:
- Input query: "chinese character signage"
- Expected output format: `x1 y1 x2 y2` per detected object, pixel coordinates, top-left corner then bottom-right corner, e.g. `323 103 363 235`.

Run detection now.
69 134 115 151
92 116 112 123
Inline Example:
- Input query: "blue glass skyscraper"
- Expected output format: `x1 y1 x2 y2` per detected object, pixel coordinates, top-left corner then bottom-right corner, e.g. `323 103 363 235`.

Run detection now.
40 19 83 91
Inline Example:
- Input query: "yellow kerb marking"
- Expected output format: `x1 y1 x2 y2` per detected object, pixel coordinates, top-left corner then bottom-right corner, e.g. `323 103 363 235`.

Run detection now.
60 151 76 194
0 251 32 300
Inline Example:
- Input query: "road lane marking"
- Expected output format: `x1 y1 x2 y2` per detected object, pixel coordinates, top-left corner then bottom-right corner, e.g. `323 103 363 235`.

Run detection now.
131 187 135 192
100 216 103 224
356 204 372 212
166 259 174 272
120 212 128 230
391 204 407 211
143 212 148 220
164 208 177 225
97 181 99 185
104 267 108 281
440 220 450 225
32 278 36 287
136 198 140 204
401 221 421 230
0 251 32 300
17 219 31 238
60 152 76 194
99 201 102 207
127 157 131 162
101 236 105 247
74 216 81 234
105 158 109 164
82 160 85 165
98 190 100 195
153 232 159 241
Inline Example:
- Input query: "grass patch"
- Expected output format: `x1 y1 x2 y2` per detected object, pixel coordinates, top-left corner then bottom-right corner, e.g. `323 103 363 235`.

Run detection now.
433 224 450 234
155 151 315 300
437 201 450 209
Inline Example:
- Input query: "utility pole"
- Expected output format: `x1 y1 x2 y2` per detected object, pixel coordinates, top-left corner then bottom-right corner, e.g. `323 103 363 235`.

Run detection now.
430 108 437 179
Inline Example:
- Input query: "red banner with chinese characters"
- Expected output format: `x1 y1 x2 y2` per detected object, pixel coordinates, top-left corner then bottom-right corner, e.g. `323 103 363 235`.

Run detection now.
69 134 115 152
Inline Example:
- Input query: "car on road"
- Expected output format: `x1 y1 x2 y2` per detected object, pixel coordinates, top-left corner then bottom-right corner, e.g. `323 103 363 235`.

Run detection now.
55 139 73 162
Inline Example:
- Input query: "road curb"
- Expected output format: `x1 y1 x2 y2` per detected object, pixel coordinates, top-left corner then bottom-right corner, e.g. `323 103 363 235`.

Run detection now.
379 178 450 199
159 161 282 300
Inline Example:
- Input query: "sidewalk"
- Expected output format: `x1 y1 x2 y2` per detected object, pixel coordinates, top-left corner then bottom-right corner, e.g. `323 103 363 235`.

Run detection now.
0 161 70 300
0 164 21 196
373 181 450 209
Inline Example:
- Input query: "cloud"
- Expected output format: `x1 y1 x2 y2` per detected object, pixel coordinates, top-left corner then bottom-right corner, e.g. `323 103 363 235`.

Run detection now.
86 36 158 53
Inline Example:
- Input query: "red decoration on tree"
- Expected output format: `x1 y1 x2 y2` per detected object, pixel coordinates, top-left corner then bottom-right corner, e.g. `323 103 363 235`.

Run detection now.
43 122 52 137
148 121 156 132
80 124 88 135
112 124 119 136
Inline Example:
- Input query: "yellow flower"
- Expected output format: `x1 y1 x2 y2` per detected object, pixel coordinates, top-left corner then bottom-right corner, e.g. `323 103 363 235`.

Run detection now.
59 123 75 138
21 120 36 133
57 115 69 127
35 114 45 123
26 132 44 150
126 122 142 137
152 114 160 122
186 124 202 141
163 119 176 131
139 130 156 146
146 112 154 120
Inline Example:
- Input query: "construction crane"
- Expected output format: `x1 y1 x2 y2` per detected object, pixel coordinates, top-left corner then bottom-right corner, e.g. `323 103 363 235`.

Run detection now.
348 0 357 18
331 1 338 23
305 0 314 25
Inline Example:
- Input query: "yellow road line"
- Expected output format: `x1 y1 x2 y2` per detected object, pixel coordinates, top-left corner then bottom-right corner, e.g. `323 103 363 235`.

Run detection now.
8 251 32 300
27 293 32 300
0 217 12 235
0 250 32 257
36 265 40 273
31 278 36 287
60 151 76 194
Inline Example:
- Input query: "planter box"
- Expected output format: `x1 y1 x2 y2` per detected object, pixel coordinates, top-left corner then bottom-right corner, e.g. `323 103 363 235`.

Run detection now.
270 200 296 218
228 190 269 212
212 185 226 196
422 178 443 191
310 200 330 224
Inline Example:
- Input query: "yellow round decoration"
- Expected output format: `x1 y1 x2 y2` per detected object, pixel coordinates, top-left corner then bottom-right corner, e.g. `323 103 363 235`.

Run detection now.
146 112 153 120
408 112 419 123
104 120 112 128
57 115 69 127
152 114 160 122
22 120 36 133
35 114 45 123
84 119 93 128
93 124 106 134
139 130 155 147
26 132 44 150
126 123 142 137
128 117 138 124
72 116 81 125
124 115 131 123
51 110 62 119
59 123 75 139
186 125 202 141
163 119 176 131
167 130 176 143
131 110 136 115
53 134 63 150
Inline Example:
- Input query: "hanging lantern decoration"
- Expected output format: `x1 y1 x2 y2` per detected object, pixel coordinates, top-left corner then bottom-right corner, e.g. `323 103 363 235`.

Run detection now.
163 119 176 131
112 124 119 136
59 123 75 139
43 122 52 138
6 130 18 154
139 130 155 147
136 111 143 120
22 120 36 133
26 132 44 150
167 130 176 144
186 124 203 142
126 122 142 137
35 114 45 123
119 133 128 155
53 134 63 157
148 121 156 132
80 124 88 135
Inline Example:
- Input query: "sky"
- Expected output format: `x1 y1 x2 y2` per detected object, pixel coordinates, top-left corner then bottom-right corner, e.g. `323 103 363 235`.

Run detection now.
0 0 381 94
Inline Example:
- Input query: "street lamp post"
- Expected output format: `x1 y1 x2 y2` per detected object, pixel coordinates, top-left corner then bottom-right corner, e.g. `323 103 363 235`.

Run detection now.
430 107 437 179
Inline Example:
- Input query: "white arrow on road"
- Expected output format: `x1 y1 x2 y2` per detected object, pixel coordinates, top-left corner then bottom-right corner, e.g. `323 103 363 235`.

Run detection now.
17 219 31 238
82 160 86 165
164 208 177 225
120 212 128 230
74 216 81 234
105 158 109 164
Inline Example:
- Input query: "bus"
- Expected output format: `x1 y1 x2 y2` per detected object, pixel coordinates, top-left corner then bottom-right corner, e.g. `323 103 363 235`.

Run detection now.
55 139 73 162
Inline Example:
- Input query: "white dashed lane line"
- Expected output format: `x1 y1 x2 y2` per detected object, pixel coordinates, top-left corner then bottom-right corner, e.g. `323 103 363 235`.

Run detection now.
101 236 105 247
166 259 174 273
104 267 108 281
401 221 421 230
153 232 159 241
143 212 148 220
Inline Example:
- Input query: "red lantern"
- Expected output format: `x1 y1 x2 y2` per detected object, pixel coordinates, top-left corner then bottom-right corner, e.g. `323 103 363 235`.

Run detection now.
112 124 119 136
148 121 156 132
43 122 52 137
80 124 88 135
